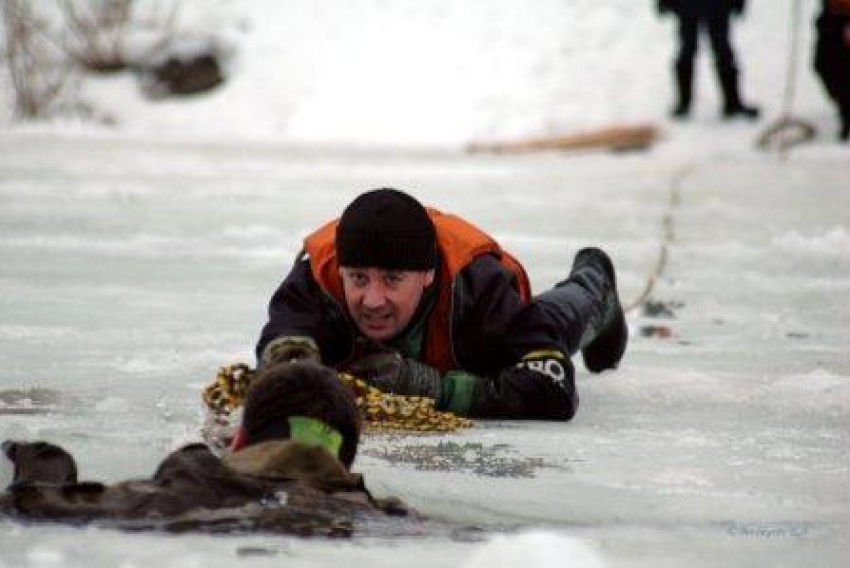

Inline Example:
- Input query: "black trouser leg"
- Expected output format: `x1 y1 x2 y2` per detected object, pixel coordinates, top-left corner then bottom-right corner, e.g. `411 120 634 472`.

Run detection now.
832 64 850 140
839 99 850 140
534 248 627 372
534 261 609 356
673 14 699 117
534 267 607 355
707 13 739 107
709 13 759 118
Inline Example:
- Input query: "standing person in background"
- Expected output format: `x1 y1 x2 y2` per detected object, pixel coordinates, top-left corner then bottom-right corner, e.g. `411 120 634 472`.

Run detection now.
657 0 760 120
814 0 850 141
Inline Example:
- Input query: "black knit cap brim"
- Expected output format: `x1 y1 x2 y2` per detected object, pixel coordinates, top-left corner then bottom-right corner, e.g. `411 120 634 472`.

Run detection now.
336 188 437 271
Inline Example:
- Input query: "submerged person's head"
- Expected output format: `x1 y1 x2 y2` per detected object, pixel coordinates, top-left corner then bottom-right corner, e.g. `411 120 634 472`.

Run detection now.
335 188 437 341
239 361 360 469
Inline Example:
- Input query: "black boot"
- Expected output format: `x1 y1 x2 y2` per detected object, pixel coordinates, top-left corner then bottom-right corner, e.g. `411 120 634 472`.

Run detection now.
723 100 760 120
671 61 693 120
672 100 691 120
719 67 759 120
571 248 629 373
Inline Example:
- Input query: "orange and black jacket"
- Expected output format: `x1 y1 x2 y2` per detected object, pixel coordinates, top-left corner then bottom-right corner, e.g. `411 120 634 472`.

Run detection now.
257 209 577 420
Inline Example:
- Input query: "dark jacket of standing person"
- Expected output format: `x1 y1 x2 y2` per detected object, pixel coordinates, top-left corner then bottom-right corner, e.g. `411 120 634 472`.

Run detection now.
814 0 850 140
257 188 628 421
0 363 411 536
657 0 760 119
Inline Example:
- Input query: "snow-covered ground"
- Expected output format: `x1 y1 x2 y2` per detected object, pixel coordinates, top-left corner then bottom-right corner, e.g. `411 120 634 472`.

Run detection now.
1 1 848 567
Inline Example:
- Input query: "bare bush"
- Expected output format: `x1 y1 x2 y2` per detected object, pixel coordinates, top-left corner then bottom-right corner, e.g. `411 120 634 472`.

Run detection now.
61 0 183 72
2 0 223 121
1 0 71 118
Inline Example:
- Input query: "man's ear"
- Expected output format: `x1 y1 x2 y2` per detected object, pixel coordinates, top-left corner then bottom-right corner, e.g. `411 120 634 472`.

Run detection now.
423 269 435 287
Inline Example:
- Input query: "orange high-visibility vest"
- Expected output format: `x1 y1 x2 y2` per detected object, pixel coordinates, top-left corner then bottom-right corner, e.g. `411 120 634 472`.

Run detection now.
302 208 531 373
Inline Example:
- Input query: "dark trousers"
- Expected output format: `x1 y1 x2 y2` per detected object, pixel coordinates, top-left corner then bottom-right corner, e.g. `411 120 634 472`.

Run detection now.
815 12 850 134
673 9 742 108
532 256 611 356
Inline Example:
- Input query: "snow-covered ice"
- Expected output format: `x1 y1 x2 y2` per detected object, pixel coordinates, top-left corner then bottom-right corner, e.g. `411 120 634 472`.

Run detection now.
1 1 848 567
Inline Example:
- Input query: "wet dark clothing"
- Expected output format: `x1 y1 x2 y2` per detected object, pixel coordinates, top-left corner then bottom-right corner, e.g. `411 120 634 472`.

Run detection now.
658 0 750 112
814 1 850 140
0 440 410 537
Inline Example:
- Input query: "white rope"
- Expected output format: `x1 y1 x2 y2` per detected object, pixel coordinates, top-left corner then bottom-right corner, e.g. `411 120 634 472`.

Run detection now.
756 0 816 157
624 163 693 314
781 0 804 118
2 1 75 60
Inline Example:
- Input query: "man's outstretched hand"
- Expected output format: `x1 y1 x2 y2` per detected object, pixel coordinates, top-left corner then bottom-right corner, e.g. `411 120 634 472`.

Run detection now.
345 348 441 399
261 336 321 367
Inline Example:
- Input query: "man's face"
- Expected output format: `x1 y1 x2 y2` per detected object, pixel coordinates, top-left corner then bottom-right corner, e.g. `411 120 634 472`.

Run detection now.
339 266 435 341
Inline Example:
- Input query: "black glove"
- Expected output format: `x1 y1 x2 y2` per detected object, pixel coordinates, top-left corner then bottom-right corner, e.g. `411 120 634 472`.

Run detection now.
345 349 441 399
260 336 320 368
439 350 577 420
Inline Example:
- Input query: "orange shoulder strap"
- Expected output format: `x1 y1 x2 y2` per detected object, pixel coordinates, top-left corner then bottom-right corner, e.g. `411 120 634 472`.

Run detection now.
427 208 531 301
302 218 345 302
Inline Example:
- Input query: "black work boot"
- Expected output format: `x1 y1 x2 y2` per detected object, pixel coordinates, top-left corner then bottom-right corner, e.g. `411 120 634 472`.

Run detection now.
572 248 628 373
671 62 693 120
671 100 691 120
719 68 760 120
723 100 760 120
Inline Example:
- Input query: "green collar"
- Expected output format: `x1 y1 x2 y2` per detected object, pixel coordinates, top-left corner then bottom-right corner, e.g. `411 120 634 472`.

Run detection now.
287 416 343 458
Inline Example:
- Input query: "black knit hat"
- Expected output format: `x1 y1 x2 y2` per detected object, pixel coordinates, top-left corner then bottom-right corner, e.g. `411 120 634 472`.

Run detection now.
336 188 437 270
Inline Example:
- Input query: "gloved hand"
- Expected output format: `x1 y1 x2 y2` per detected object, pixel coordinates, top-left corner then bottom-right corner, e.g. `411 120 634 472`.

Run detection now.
345 348 441 399
435 350 577 420
261 336 320 368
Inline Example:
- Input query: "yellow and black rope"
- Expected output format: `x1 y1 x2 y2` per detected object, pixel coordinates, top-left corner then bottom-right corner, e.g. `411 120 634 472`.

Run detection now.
203 362 472 433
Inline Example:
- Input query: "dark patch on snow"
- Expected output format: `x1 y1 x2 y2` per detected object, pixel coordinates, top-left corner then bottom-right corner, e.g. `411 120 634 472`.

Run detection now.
363 441 565 478
137 35 229 98
643 300 684 318
639 324 673 339
0 388 63 415
786 331 810 339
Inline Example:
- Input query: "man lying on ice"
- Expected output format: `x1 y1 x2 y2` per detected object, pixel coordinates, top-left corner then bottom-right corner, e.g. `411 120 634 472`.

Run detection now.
257 187 629 421
0 361 410 536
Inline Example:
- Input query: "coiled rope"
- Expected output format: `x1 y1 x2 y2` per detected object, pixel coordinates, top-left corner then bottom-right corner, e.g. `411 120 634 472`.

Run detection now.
756 0 816 156
202 363 473 438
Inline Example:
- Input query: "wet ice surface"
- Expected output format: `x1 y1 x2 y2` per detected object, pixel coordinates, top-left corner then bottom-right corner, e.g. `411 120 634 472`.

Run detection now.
0 133 848 568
